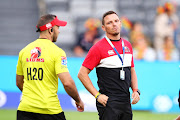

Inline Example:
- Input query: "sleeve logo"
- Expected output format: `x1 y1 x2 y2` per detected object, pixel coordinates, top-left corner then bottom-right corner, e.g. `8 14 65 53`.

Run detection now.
61 56 67 65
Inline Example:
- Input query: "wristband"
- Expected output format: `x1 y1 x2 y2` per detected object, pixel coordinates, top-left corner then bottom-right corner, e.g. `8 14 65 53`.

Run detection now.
95 92 100 98
133 89 138 92
96 94 101 100
133 89 140 95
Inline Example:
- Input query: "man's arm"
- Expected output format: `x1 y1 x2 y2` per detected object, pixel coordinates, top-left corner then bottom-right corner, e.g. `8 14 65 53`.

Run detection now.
16 74 24 92
58 72 84 112
131 67 140 104
78 66 108 107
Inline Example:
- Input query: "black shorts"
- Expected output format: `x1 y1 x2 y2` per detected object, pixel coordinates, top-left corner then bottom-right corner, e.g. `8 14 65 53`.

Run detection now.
17 110 66 120
96 98 132 120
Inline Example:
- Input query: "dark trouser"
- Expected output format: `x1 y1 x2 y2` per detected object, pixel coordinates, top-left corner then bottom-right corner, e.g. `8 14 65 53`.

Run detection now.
96 99 132 120
17 110 66 120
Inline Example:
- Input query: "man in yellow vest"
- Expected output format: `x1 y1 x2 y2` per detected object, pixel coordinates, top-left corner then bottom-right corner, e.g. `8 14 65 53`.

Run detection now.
16 14 84 120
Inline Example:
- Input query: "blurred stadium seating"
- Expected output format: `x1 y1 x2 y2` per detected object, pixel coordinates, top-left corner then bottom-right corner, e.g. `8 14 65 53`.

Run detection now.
0 0 39 55
0 0 180 57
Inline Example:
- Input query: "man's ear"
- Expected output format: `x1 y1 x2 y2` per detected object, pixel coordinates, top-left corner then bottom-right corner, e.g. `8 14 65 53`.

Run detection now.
48 28 53 35
102 25 105 32
48 28 51 34
51 28 53 32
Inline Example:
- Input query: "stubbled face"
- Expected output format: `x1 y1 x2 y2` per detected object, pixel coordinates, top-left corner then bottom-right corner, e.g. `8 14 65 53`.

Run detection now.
52 26 60 42
102 14 121 36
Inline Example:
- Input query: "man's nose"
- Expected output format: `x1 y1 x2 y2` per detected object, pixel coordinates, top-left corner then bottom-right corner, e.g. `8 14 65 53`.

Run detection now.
112 22 117 26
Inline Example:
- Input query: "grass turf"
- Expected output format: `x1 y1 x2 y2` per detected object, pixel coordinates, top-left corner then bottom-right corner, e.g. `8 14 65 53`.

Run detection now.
0 109 179 120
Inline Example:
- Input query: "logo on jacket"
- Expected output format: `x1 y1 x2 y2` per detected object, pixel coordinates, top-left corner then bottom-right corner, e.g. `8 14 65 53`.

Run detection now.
26 47 44 62
108 50 115 56
124 46 130 53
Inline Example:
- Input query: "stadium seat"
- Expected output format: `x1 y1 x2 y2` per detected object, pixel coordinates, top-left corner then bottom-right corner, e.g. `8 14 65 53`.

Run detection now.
0 0 39 55
94 0 117 18
70 0 92 18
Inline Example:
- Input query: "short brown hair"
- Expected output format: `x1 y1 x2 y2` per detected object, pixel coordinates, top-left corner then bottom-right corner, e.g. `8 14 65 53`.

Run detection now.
36 14 56 32
102 11 118 25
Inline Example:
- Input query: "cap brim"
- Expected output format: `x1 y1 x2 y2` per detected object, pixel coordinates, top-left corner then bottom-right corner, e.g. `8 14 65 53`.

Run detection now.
56 19 67 27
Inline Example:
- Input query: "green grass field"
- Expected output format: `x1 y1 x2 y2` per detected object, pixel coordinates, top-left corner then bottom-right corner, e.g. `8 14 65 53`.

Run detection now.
0 109 179 120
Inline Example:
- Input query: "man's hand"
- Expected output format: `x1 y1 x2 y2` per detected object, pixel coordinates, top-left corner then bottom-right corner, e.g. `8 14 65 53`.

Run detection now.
75 100 84 112
131 92 140 104
97 94 109 107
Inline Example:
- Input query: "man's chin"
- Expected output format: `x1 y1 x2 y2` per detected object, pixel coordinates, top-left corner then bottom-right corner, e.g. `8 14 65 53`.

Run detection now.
52 40 57 42
112 32 120 36
52 38 57 42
